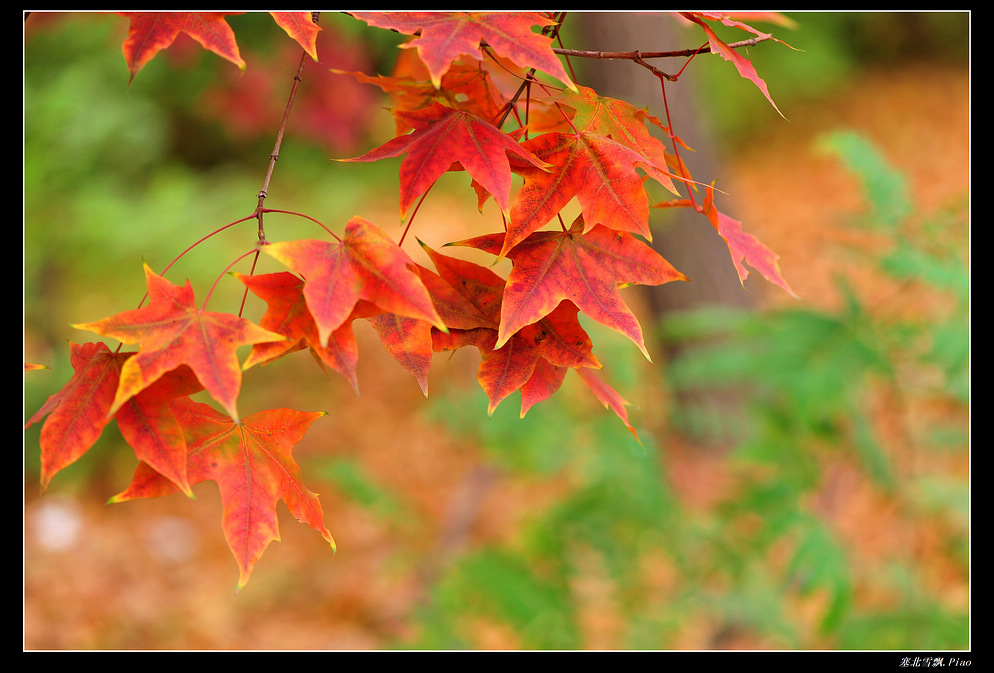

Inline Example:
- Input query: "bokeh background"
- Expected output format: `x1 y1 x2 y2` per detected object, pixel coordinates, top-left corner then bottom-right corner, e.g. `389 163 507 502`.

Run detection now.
24 12 970 650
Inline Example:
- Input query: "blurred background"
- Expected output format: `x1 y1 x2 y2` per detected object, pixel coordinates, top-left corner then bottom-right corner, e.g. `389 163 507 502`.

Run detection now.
24 12 969 650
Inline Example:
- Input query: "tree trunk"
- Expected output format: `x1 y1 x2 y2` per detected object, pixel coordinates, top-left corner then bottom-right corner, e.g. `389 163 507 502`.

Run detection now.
573 12 754 446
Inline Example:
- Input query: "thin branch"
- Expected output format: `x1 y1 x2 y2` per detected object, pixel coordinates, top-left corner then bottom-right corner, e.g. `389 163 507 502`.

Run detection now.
492 15 568 129
552 35 772 61
255 12 320 245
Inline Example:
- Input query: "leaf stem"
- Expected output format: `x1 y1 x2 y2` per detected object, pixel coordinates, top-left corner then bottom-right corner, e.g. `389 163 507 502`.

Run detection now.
399 185 434 246
261 208 340 241
203 249 263 312
128 214 258 317
493 13 568 130
650 66 699 211
236 249 262 318
160 215 258 281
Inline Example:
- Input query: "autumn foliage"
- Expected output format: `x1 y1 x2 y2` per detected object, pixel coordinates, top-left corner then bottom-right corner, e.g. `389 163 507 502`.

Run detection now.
25 11 796 590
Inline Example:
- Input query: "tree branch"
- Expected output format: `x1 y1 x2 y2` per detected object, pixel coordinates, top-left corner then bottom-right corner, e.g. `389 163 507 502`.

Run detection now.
552 35 772 61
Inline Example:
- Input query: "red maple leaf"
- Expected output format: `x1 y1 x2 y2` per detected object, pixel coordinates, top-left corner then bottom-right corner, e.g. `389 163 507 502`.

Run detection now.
118 12 323 82
269 11 321 61
575 367 640 443
72 263 286 423
414 258 494 331
238 264 486 397
433 301 599 416
335 63 509 136
553 85 693 181
455 218 686 360
349 11 574 91
236 271 383 393
503 130 681 257
25 342 130 491
365 312 435 396
347 254 504 396
118 12 246 82
518 357 570 418
25 342 207 495
419 239 503 329
680 11 788 118
264 217 447 349
365 258 508 395
341 102 548 219
112 365 205 497
422 242 599 415
109 401 334 591
696 185 797 297
655 185 796 297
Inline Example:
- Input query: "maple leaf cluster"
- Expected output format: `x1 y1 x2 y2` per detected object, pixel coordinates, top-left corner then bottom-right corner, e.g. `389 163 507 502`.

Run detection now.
26 11 796 589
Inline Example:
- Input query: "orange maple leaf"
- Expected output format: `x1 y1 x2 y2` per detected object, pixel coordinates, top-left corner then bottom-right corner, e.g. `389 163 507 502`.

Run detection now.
335 64 509 135
341 102 548 220
518 357 570 418
680 11 788 118
422 243 598 415
503 130 680 257
575 367 640 444
349 11 574 91
419 240 503 330
25 342 130 491
553 85 693 181
349 260 501 395
696 185 797 297
414 258 494 331
365 312 435 396
269 11 321 61
348 254 505 397
239 265 479 397
118 12 246 82
25 343 207 494
433 301 599 416
236 271 379 394
655 185 797 297
264 217 447 348
112 365 205 498
455 218 686 361
110 401 334 592
117 12 322 82
73 263 285 423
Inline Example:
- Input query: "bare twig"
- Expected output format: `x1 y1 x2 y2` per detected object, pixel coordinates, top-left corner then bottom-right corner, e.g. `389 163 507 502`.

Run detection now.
552 35 772 61
255 11 320 245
